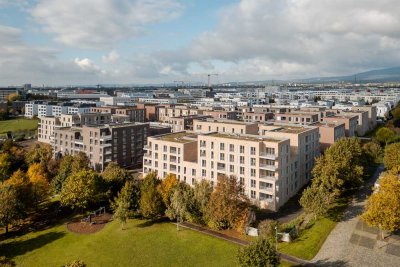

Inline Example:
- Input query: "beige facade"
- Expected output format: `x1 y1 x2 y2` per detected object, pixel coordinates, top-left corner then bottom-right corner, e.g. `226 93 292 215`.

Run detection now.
242 112 274 123
193 119 259 135
314 122 346 151
38 116 60 144
351 106 377 132
167 115 211 132
259 124 320 187
322 115 358 137
157 105 199 122
275 112 319 124
201 110 238 120
54 122 149 171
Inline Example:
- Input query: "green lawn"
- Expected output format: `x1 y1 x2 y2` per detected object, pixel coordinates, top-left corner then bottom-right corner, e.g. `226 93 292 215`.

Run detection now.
0 118 38 134
0 219 239 267
278 217 337 260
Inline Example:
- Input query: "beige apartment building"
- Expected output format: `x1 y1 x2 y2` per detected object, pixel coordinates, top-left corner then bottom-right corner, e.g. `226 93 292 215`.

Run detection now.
38 116 60 144
351 106 377 131
242 112 274 123
275 112 319 125
167 115 211 132
322 114 358 137
193 119 259 135
201 110 238 120
157 105 200 122
54 122 149 171
90 107 145 122
259 123 320 187
314 122 346 151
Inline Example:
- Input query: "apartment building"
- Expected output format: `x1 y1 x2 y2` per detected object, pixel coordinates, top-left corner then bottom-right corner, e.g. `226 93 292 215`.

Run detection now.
136 103 159 122
275 112 319 125
242 112 274 123
314 122 346 151
143 131 292 211
38 117 60 144
259 124 320 187
193 119 259 135
201 110 238 120
54 122 149 171
157 105 199 122
321 114 358 137
90 106 145 122
351 106 377 131
167 115 211 132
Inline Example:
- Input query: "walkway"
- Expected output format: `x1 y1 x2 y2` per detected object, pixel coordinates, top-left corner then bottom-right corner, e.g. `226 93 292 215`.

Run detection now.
312 165 400 267
178 221 311 266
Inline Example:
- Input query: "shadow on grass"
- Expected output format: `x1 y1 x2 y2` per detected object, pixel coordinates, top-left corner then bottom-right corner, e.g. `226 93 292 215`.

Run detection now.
136 218 170 228
0 231 65 259
304 259 349 266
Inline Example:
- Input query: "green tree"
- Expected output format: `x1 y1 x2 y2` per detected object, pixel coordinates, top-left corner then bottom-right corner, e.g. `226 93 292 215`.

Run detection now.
206 175 250 231
52 155 74 193
102 161 131 197
383 143 400 171
376 127 396 145
139 172 164 219
300 186 332 219
111 180 141 227
60 170 101 210
362 141 383 164
0 185 24 233
362 173 400 239
165 182 195 222
237 238 280 267
193 179 213 220
0 153 13 183
71 152 90 173
258 219 279 241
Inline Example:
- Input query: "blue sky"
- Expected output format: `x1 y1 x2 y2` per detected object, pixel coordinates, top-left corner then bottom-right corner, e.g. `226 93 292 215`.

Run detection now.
0 0 399 86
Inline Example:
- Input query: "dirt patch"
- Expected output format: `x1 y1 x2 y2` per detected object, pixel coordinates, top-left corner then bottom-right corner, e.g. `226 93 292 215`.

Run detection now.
67 213 113 234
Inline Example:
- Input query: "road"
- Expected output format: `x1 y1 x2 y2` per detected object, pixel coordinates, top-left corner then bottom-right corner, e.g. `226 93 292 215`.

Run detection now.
312 164 400 267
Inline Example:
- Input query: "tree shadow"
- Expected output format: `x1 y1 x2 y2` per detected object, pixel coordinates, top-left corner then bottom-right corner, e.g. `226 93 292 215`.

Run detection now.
0 231 65 259
136 218 169 228
304 259 349 266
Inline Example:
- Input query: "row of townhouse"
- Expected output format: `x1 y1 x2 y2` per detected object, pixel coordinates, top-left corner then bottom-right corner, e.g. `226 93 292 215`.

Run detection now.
143 121 320 211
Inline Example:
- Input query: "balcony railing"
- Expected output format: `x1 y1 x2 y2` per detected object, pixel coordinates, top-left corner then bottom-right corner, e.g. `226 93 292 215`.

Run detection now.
217 165 226 171
260 164 277 171
100 135 112 141
259 152 278 159
259 175 276 181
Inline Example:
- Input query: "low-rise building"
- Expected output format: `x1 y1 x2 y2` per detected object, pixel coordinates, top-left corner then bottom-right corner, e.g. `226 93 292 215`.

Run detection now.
193 119 259 135
313 122 346 151
322 115 358 137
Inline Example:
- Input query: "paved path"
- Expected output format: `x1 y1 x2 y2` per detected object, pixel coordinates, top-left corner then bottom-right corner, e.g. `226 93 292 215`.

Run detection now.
178 221 311 266
312 165 400 267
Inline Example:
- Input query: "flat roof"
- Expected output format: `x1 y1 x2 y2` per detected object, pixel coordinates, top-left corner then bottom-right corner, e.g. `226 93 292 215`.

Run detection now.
157 132 198 143
313 122 344 128
198 119 256 125
207 133 284 143
261 124 314 134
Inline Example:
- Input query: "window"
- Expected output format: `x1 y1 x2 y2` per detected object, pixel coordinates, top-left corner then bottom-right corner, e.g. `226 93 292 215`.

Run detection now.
229 155 234 162
202 169 206 177
250 158 256 166
251 169 256 177
240 145 245 153
220 143 225 150
211 142 214 149
250 147 256 155
202 160 206 167
240 167 245 175
220 153 225 161
229 144 234 152
192 169 196 176
240 156 245 164
230 165 234 172
163 145 167 152
251 190 256 199
251 179 256 188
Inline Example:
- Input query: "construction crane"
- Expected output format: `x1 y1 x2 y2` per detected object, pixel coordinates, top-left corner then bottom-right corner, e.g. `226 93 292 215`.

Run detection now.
207 74 219 88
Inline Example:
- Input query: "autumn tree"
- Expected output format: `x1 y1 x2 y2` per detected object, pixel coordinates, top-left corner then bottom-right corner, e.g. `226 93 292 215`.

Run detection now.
300 186 332 219
26 143 53 167
60 170 102 210
71 152 90 173
206 175 250 231
0 153 13 183
258 219 279 241
102 161 131 197
52 155 74 193
6 93 22 103
383 143 400 171
237 238 280 267
165 182 195 222
139 172 164 219
193 179 213 222
362 173 400 239
27 163 50 205
376 127 396 145
362 141 383 164
159 174 178 207
0 185 24 233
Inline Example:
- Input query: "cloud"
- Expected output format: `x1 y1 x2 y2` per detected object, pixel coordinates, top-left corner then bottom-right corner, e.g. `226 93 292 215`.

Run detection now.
102 50 120 64
32 0 184 49
143 0 400 81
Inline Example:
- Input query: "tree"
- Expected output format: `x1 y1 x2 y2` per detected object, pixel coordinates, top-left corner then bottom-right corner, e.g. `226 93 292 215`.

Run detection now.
139 172 164 219
111 180 141 227
60 170 101 210
193 179 213 223
159 174 178 207
102 161 131 197
71 152 90 173
0 256 16 267
6 93 22 103
362 141 383 164
383 143 400 171
362 173 400 239
206 175 250 231
0 153 13 183
64 260 87 267
52 155 74 193
26 143 53 167
0 185 24 233
27 163 50 205
258 219 279 241
376 127 396 145
300 186 332 219
237 238 280 267
165 182 195 222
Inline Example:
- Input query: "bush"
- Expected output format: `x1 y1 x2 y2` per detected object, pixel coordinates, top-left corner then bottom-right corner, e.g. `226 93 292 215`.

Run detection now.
64 260 87 267
258 219 278 240
0 256 16 267
237 238 279 267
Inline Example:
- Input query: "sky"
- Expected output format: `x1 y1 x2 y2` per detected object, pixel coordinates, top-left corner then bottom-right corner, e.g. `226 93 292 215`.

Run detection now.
1 0 400 86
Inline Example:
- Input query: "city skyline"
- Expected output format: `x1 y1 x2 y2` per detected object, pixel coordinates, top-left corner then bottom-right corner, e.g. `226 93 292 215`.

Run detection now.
1 0 400 85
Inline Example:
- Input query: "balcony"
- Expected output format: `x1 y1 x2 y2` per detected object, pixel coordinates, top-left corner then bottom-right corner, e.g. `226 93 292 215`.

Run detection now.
170 157 177 163
100 142 112 148
260 164 277 171
259 152 278 160
143 145 150 150
100 135 112 141
217 164 226 171
104 149 112 155
143 161 151 166
259 175 276 182
74 139 84 145
144 152 151 157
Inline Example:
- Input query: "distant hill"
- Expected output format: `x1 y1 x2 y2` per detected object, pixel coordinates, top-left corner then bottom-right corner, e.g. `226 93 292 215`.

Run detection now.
298 67 400 83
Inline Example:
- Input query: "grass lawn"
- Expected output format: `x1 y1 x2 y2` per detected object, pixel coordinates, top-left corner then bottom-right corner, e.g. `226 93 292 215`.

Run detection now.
278 217 337 260
0 219 239 267
0 118 38 134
